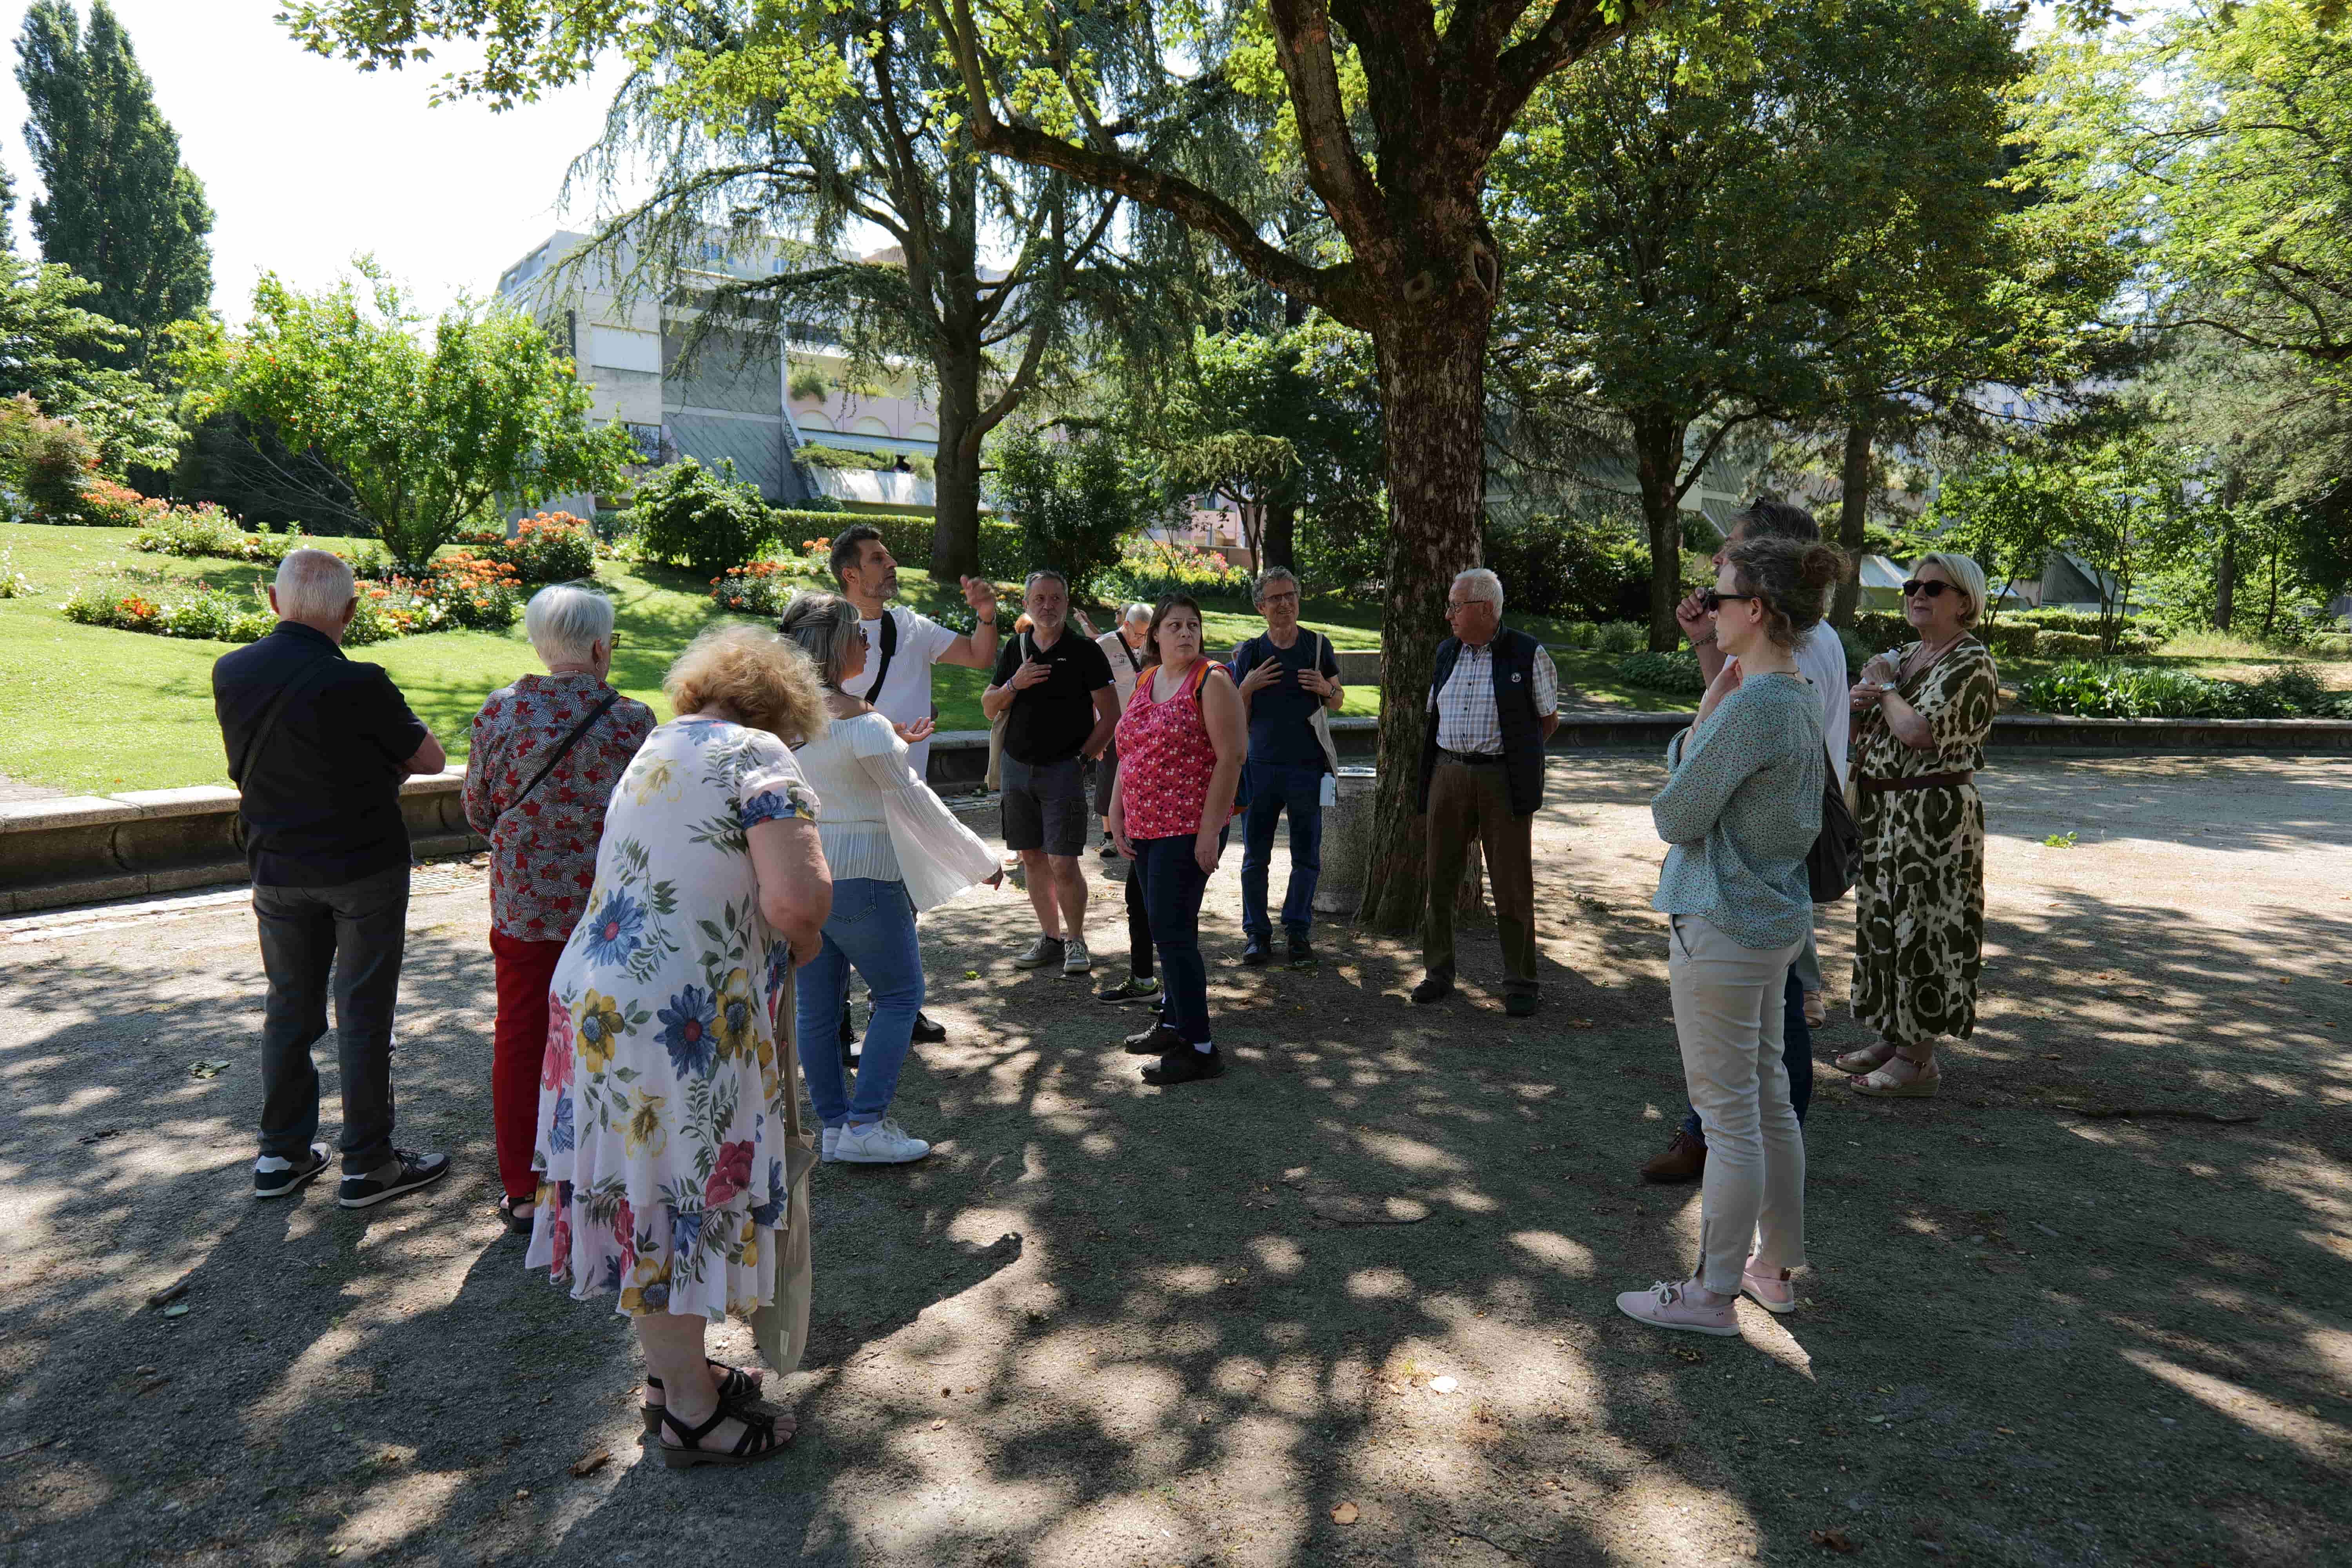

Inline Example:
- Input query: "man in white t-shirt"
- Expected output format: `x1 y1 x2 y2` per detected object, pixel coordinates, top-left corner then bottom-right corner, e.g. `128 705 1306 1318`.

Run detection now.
830 523 1003 1045
1639 497 1848 1186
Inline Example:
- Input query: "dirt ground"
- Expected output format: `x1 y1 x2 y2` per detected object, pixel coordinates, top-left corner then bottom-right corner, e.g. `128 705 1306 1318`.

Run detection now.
2 751 2347 1568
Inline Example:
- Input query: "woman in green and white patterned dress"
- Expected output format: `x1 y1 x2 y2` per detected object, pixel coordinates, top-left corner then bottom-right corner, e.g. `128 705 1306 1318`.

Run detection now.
528 625 833 1469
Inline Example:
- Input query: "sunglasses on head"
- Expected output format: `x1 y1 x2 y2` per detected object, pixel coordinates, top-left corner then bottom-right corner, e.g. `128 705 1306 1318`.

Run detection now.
1901 579 1956 599
1699 589 1759 613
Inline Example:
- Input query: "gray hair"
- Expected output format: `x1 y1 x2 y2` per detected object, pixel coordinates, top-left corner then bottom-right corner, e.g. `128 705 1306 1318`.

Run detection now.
776 590 864 688
273 548 357 623
1023 568 1068 596
524 583 615 665
1122 601 1152 625
1451 567 1504 610
1253 567 1301 604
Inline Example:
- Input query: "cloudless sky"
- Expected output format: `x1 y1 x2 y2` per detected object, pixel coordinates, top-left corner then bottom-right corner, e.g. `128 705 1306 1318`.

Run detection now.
0 0 622 323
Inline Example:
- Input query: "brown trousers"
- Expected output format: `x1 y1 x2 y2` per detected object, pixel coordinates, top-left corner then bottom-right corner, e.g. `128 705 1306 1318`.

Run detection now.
1421 757 1539 996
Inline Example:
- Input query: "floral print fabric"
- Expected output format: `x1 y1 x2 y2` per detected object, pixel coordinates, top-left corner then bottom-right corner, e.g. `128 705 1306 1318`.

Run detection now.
1850 637 1998 1045
462 672 655 940
525 717 818 1320
1114 661 1219 840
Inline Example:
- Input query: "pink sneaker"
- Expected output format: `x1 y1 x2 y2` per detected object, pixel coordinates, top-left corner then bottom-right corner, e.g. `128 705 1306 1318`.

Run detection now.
1740 1257 1798 1314
1615 1278 1740 1337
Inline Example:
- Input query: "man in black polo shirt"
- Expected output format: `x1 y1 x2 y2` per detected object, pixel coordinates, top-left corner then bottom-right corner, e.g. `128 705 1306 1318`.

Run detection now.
213 548 452 1209
983 569 1118 976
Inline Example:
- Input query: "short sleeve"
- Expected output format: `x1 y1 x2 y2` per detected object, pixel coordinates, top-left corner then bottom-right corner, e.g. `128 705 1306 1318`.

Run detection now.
1531 647 1560 717
1320 637 1341 679
736 731 819 830
353 665 430 764
1077 638 1114 690
1925 646 1999 756
905 609 960 666
992 639 1022 686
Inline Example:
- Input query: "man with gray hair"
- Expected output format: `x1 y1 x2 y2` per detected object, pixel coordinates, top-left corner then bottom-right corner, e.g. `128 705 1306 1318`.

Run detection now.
213 547 451 1210
1230 567 1343 969
1412 566 1559 1016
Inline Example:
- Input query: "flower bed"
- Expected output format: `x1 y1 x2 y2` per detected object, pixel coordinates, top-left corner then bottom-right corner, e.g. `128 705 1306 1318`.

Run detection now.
710 541 831 616
1100 540 1255 603
449 512 597 584
63 578 278 643
62 551 522 646
132 503 295 564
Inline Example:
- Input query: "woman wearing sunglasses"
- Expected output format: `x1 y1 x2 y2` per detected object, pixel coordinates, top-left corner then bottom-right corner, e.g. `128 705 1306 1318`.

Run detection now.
1840 552 1999 1099
1619 535 1838 1336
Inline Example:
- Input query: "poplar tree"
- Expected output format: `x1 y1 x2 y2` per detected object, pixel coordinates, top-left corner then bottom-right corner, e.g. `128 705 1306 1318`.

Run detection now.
14 0 214 365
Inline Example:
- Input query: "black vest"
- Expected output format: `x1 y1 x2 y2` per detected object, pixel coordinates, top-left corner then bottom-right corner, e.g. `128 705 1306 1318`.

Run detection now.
1416 628 1546 816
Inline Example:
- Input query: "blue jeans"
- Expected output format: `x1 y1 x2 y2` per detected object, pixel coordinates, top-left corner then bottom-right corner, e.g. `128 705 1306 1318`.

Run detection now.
794 877 924 1127
1132 830 1225 1045
1683 967 1811 1143
1240 761 1324 940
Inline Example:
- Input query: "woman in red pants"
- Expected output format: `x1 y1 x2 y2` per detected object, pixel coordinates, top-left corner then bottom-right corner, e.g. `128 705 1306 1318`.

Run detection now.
463 584 653 1230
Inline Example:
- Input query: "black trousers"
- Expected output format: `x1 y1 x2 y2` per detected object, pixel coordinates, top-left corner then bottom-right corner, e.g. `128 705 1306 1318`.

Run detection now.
252 864 409 1174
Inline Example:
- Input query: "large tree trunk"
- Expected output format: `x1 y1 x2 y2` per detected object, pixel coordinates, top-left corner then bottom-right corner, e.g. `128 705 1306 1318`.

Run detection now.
1355 303 1494 935
1261 495 1298 575
929 346 985 580
2215 527 2237 632
1634 413 1688 651
1831 410 1875 628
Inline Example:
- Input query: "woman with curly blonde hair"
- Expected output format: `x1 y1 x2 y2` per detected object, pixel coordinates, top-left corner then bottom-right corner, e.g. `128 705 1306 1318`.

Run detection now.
527 625 833 1468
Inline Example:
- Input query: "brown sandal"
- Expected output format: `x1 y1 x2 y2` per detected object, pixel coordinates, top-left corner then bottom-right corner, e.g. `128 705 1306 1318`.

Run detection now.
1848 1053 1940 1098
1833 1042 1898 1076
657 1400 791 1468
641 1361 765 1435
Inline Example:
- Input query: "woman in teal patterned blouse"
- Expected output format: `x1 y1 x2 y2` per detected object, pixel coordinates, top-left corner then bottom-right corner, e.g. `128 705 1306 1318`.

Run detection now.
1618 536 1840 1339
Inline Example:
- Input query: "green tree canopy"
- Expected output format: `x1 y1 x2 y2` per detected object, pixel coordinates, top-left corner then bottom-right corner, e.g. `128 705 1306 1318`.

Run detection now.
174 263 637 569
14 0 213 367
0 250 179 475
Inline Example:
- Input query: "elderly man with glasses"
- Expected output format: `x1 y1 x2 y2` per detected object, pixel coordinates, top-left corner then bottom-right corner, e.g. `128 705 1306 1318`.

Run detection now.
1412 568 1560 1017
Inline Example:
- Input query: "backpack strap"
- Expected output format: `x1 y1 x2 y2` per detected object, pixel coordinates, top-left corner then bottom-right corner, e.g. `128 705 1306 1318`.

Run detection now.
503 691 622 823
231 653 342 788
858 608 899 703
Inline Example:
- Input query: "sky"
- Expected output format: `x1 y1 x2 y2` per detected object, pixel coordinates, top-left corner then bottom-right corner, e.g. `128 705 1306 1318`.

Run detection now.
0 0 623 323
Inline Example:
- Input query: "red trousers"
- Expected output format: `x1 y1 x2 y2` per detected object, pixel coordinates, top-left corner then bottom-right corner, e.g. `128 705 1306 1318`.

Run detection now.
490 931 565 1204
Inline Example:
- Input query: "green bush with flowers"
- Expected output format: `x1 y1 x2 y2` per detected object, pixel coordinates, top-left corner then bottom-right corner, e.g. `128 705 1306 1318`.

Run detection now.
709 539 833 616
64 578 278 642
133 503 296 564
1100 539 1255 603
450 512 598 584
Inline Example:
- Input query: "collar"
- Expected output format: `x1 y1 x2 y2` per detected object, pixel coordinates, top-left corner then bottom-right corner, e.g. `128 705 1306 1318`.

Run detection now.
273 621 342 653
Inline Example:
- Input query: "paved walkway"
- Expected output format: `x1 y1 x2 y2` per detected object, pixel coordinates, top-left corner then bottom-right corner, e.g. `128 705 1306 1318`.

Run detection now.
1 753 2347 1566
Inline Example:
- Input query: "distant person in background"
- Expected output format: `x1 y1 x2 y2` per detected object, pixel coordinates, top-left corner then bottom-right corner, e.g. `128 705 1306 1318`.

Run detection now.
1109 596 1246 1085
1231 568 1344 971
1641 497 1847 1185
1839 551 1998 1100
464 584 653 1230
830 523 1001 1045
984 570 1120 976
1617 535 1836 1336
1094 603 1153 859
213 547 451 1209
1412 568 1560 1018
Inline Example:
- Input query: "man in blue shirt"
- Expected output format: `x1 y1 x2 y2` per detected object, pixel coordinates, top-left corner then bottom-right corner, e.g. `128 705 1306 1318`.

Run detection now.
1230 568 1344 969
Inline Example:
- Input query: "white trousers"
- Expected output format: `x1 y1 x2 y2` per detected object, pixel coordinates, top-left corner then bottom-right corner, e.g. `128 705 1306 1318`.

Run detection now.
1669 914 1809 1294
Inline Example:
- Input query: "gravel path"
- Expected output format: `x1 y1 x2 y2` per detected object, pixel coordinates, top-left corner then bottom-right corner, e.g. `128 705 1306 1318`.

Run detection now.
1 752 2346 1567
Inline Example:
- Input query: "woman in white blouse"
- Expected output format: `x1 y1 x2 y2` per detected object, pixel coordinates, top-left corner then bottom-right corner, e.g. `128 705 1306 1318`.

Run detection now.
777 593 999 1165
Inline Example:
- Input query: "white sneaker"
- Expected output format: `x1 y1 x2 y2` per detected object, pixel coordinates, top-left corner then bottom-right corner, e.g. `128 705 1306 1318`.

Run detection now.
821 1125 840 1162
1063 937 1094 974
834 1118 930 1164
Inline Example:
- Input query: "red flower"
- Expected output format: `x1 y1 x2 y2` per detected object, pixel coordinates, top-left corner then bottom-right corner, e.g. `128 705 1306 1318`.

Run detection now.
548 1211 573 1280
704 1140 756 1207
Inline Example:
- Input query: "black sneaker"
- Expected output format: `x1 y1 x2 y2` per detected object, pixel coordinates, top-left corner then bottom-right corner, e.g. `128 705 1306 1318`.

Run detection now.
1098 974 1161 1005
338 1149 452 1210
1504 992 1539 1018
1124 1022 1185 1056
910 1011 947 1044
254 1143 330 1200
1143 1047 1224 1085
1410 971 1454 1005
1097 838 1120 861
1285 933 1318 971
1240 936 1272 967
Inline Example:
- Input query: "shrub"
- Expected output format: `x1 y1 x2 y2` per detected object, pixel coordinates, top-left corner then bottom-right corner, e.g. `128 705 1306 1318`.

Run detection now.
2036 631 2102 657
1480 513 1651 619
452 512 596 584
710 560 804 617
0 396 100 521
134 503 294 564
64 577 276 642
1616 650 1706 694
991 425 1151 599
797 444 895 470
632 459 778 576
2303 632 2351 658
0 544 34 599
1976 621 2038 658
1592 621 1646 655
76 476 169 529
2016 661 2341 720
1101 539 1256 604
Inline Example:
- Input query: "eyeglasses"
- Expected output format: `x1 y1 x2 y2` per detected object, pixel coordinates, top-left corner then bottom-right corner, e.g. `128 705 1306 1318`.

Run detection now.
1901 579 1955 599
1700 590 1759 613
1444 599 1490 614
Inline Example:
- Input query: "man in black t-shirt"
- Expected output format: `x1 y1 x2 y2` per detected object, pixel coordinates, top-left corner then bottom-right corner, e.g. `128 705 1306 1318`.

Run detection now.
1230 567 1344 969
212 549 452 1211
983 569 1119 976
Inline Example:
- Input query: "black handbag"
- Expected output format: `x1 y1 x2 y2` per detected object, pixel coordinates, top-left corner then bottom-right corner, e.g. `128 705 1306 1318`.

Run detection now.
1806 744 1857 901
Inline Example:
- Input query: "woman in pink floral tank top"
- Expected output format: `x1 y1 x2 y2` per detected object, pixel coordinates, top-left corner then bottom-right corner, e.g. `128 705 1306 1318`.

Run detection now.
1108 595 1246 1084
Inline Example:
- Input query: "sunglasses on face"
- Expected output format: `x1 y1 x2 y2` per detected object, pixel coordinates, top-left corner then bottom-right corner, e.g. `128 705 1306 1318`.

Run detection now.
1700 590 1759 613
1901 579 1956 599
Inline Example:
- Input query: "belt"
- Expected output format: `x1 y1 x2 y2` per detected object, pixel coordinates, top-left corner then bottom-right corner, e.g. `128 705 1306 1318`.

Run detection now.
1438 747 1506 766
1857 770 1973 793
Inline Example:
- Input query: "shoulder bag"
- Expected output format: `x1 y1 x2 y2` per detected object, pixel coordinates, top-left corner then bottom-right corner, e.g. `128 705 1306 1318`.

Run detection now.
230 653 343 788
858 608 899 704
499 691 621 826
1806 742 1858 902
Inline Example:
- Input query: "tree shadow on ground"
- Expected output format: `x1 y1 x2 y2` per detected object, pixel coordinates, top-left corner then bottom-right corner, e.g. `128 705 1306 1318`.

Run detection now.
0 755 2346 1566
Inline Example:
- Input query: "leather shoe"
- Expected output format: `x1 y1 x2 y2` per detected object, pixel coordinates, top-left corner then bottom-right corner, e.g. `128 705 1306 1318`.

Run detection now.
1410 972 1454 1005
1124 1022 1185 1056
1639 1129 1707 1184
1504 992 1538 1018
910 1011 947 1043
1240 936 1271 967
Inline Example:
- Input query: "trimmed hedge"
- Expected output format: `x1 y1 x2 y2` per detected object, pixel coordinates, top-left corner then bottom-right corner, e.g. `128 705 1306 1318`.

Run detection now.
791 510 1025 581
1616 650 1706 694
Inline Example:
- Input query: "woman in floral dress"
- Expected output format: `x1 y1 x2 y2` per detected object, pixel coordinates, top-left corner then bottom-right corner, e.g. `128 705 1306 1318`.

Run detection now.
528 625 832 1468
1840 552 2000 1100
